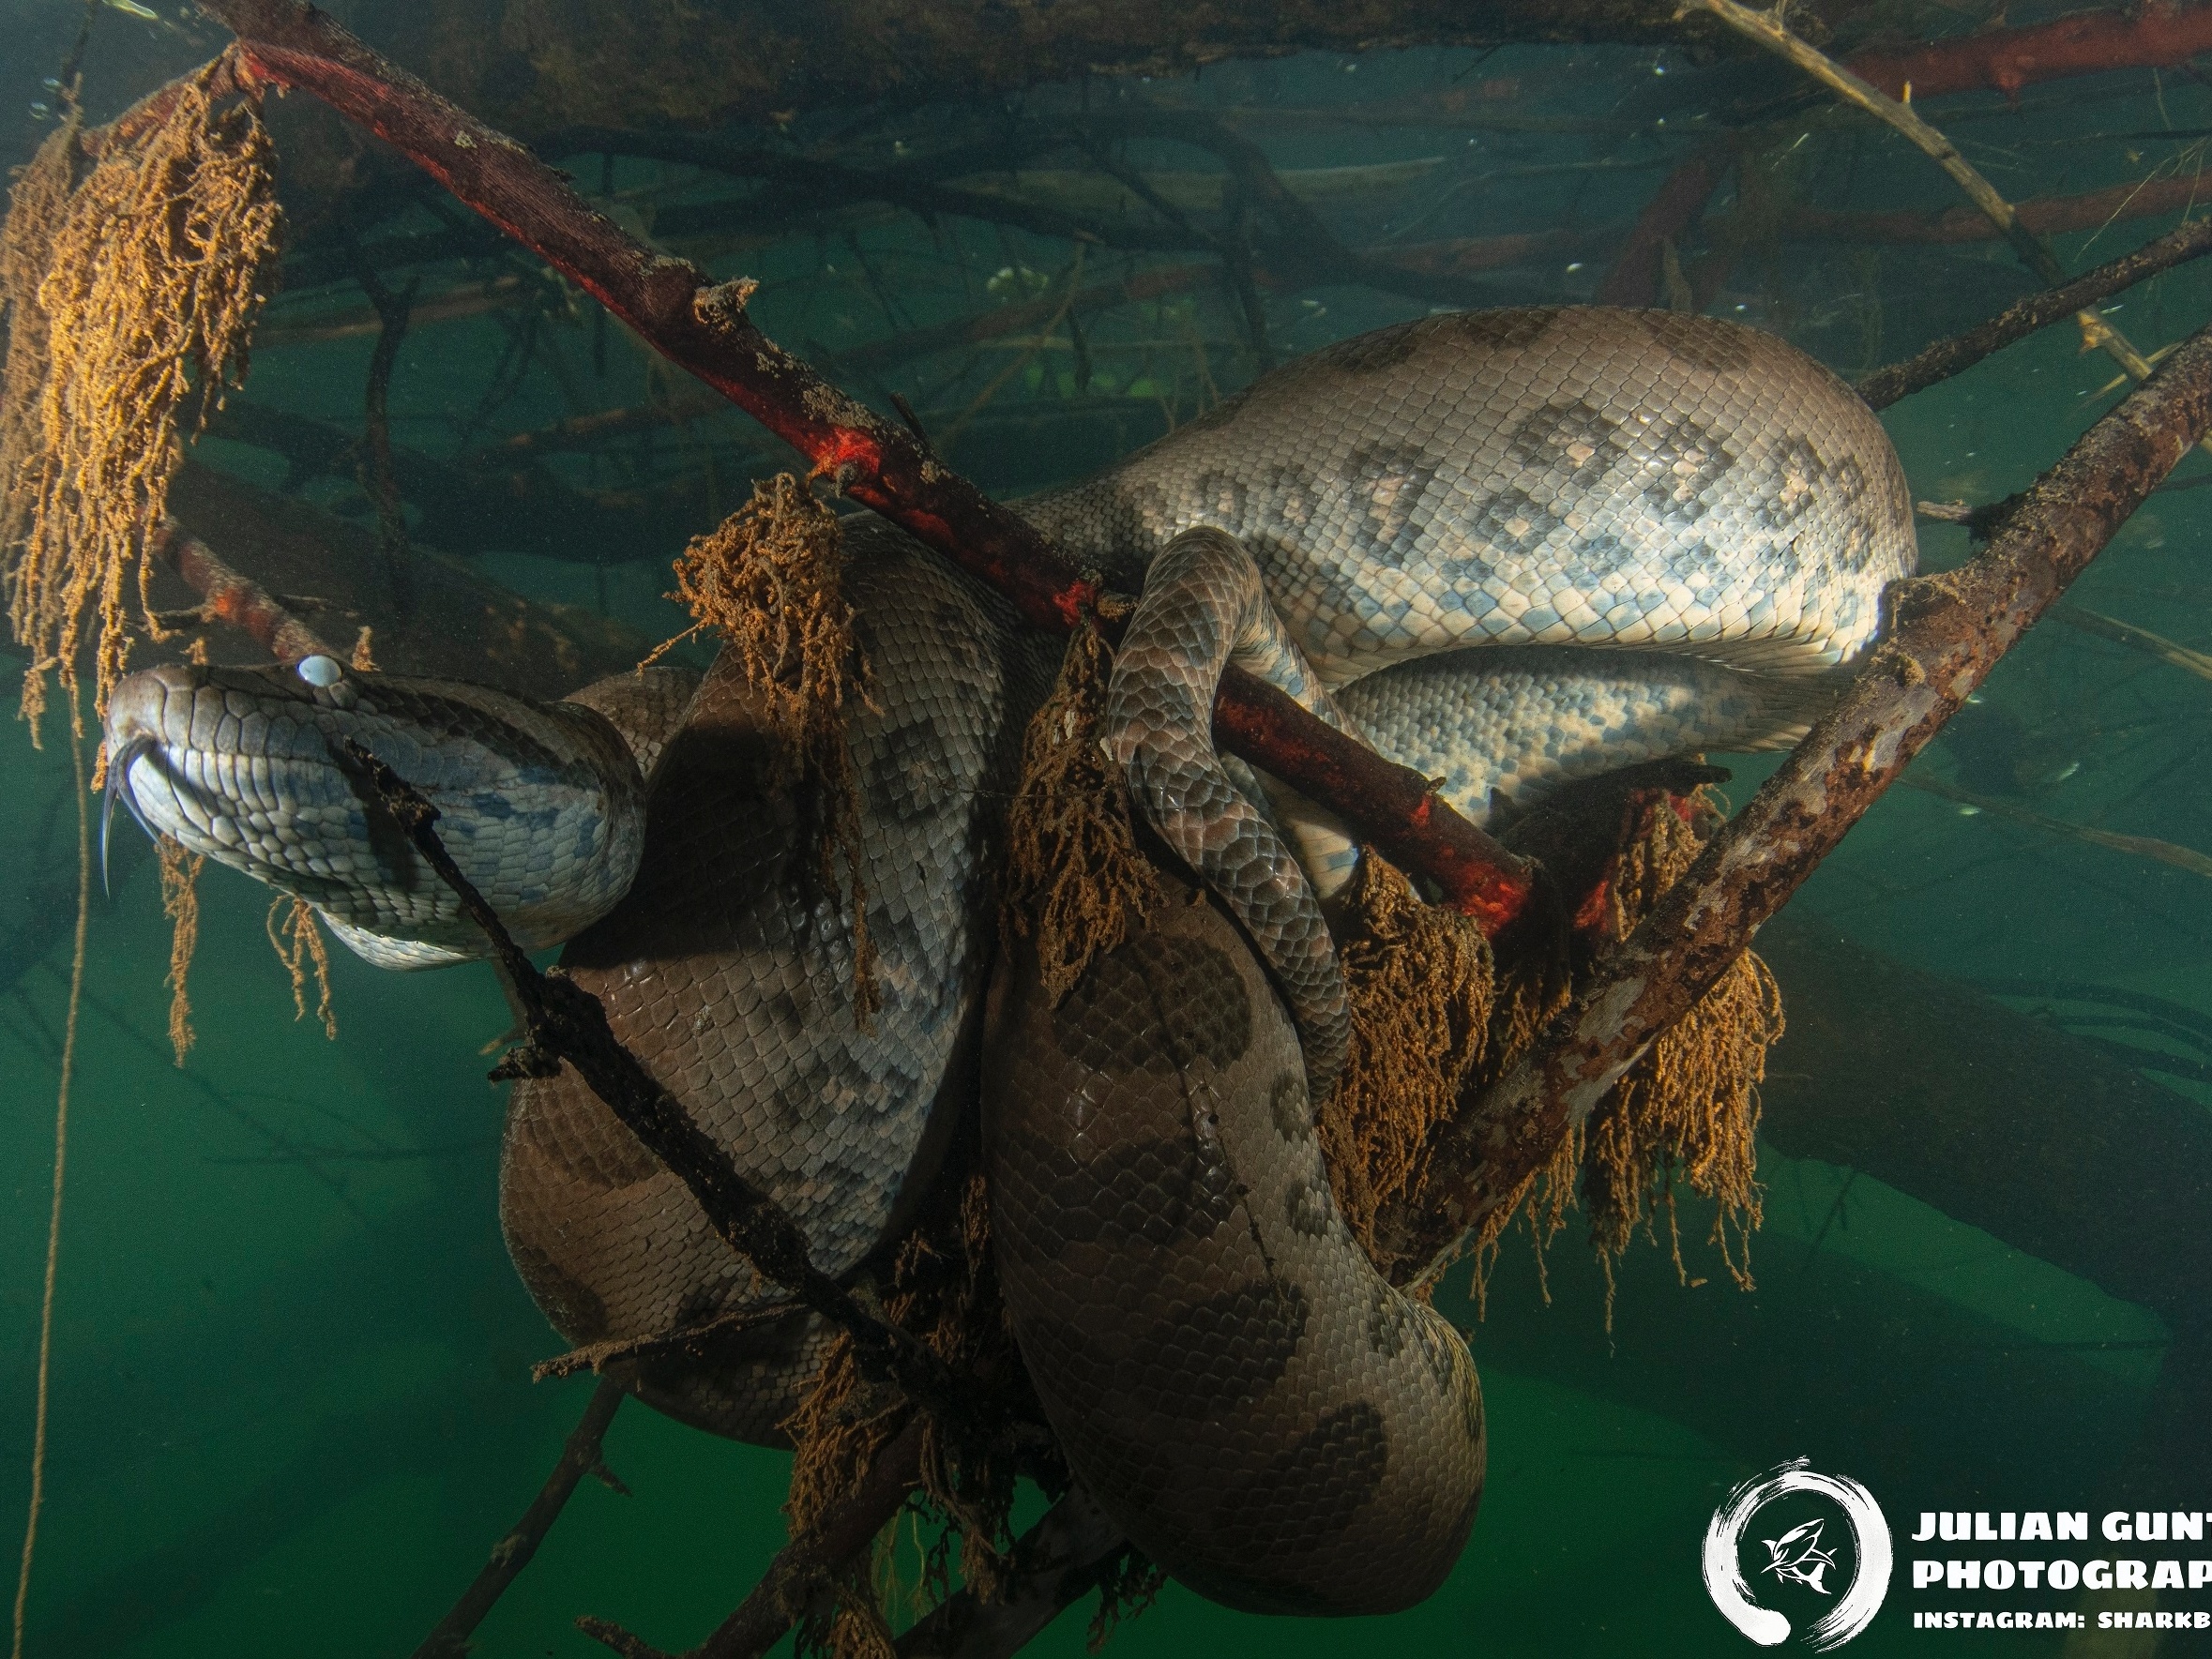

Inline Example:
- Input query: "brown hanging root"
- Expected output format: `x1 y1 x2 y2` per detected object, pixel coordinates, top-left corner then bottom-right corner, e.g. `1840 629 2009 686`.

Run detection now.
1580 947 1780 1321
0 57 281 757
652 473 880 1018
782 1338 909 1656
1324 852 1497 1254
155 834 204 1063
1462 1131 1582 1320
265 896 337 1039
1087 1551 1169 1652
1575 784 1776 1314
781 1166 1023 1659
999 618 1161 1003
0 117 78 590
1597 783 1717 943
870 1507 935 1642
1457 785 1780 1320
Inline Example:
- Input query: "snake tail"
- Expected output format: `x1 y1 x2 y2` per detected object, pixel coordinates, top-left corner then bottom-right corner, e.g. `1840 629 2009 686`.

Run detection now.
1105 526 1354 1104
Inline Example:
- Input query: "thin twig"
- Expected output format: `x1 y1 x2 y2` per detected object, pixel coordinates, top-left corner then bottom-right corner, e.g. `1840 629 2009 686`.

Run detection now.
1688 0 2202 447
51 0 98 112
1073 132 1270 369
348 247 418 618
531 1301 799 1382
934 243 1087 456
1856 216 2212 410
411 1373 629 1659
68 980 370 1220
1903 774 2212 880
2053 603 2212 683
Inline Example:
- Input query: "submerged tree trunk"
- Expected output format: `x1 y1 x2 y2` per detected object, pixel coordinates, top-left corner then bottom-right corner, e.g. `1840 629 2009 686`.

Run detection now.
1756 907 2212 1328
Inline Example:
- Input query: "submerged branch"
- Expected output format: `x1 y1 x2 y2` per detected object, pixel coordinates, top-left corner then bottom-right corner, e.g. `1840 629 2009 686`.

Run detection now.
689 1418 927 1659
1791 171 2212 249
1594 144 1732 309
1856 216 2212 411
206 397 686 567
1847 3 2212 102
575 1416 1114 1659
412 1373 629 1659
893 1486 1132 1659
152 521 332 662
269 0 1780 146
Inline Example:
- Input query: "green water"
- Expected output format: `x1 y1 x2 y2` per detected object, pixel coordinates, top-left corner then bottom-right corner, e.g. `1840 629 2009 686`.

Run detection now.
4 10 2211 1656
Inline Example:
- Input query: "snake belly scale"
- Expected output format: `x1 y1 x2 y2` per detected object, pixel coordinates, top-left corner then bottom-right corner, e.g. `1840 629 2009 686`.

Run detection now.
102 309 1917 1612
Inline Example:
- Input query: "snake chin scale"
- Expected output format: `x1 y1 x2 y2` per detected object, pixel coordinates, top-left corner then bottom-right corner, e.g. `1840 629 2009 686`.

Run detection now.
319 912 477 971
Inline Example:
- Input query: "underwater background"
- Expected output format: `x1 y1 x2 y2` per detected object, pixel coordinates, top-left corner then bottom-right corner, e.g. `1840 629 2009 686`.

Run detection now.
2 2 2211 1654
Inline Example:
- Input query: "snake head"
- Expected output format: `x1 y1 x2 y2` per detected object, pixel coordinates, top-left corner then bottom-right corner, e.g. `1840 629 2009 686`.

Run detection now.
105 656 351 893
102 655 649 970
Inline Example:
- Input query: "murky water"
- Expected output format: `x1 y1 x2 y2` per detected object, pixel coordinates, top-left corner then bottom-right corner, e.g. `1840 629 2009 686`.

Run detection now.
3 9 2210 1656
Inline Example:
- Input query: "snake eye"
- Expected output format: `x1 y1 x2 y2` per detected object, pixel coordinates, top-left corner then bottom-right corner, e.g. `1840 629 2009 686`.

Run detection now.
295 654 343 687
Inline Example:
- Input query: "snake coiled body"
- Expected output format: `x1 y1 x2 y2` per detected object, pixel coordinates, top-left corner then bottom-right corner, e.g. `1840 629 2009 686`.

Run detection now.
987 872 1486 1614
501 530 1044 1439
105 309 1916 1612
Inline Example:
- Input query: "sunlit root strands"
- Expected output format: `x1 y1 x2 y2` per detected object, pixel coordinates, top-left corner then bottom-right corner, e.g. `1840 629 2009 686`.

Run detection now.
0 59 280 747
1322 775 1777 1302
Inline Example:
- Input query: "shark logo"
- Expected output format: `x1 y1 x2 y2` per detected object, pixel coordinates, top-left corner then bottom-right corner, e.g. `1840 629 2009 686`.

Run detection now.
1703 1460 1892 1650
1761 1518 1841 1594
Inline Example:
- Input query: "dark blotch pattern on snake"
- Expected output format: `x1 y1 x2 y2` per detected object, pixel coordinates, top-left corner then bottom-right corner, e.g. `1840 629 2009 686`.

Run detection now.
100 309 1917 1611
987 866 1485 1613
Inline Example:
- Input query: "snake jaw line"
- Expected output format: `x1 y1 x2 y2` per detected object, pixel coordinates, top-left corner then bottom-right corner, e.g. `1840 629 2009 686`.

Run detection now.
99 735 158 897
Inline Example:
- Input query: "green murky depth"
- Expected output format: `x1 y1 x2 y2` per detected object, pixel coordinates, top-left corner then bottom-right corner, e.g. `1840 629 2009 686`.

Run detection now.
3 11 2210 1656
